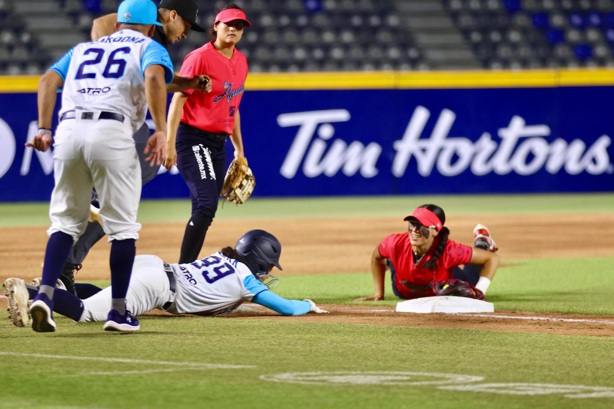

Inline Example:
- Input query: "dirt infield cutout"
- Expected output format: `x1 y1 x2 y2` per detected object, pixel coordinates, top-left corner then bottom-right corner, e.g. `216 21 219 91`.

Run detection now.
2 213 613 337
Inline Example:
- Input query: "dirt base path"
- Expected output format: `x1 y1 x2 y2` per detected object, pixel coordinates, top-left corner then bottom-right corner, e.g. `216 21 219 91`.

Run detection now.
2 213 613 337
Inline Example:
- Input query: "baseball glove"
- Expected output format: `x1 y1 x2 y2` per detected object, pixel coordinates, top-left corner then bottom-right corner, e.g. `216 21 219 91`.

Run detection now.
220 157 255 205
432 279 485 300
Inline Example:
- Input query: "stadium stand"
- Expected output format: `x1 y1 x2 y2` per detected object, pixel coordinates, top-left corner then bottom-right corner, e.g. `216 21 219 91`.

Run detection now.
445 0 614 69
0 0 613 74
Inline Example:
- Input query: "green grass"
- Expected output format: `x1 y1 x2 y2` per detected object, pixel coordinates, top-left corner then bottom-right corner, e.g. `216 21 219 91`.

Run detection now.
2 194 613 408
2 193 614 227
272 256 614 315
1 318 613 409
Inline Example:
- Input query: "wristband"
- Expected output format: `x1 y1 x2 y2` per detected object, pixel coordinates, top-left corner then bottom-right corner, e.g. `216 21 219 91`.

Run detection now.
38 128 52 135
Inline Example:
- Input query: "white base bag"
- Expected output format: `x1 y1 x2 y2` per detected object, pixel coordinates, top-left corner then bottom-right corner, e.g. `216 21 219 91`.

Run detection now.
396 296 494 314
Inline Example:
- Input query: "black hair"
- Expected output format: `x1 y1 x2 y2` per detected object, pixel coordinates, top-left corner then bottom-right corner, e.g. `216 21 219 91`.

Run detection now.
208 3 246 40
220 246 246 264
416 204 449 270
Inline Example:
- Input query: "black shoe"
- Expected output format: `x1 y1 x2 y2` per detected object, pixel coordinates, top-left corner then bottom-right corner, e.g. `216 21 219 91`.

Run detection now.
59 263 82 295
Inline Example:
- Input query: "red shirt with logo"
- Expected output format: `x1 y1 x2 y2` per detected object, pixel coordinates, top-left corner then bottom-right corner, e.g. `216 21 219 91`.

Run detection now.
178 41 248 134
378 233 473 299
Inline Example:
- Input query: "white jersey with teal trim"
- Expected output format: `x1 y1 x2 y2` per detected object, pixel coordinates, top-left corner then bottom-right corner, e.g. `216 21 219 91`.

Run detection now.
78 254 311 322
172 252 269 315
50 29 173 133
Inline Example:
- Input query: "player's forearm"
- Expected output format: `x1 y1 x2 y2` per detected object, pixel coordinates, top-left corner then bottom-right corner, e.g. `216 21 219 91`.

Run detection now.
371 250 387 298
145 69 168 133
166 93 187 144
37 71 62 129
229 110 244 156
252 291 311 316
167 74 192 93
372 263 386 298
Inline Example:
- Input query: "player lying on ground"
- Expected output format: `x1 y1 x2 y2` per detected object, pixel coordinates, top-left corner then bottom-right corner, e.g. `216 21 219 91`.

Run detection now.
4 230 328 330
354 204 500 302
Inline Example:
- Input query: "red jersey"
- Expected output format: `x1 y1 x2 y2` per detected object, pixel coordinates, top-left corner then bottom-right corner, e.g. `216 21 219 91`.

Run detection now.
178 41 248 134
378 233 472 299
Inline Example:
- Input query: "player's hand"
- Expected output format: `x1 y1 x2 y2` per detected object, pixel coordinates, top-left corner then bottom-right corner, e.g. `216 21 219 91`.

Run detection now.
304 299 329 314
144 130 166 167
194 75 212 93
25 132 53 152
163 142 177 171
353 295 384 302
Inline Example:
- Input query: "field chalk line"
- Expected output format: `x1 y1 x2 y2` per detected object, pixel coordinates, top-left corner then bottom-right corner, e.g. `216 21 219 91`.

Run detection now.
1 294 611 325
351 309 614 325
0 352 255 369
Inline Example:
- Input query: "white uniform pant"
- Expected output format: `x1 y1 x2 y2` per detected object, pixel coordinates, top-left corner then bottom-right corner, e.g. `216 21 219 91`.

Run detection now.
80 255 174 322
49 114 141 241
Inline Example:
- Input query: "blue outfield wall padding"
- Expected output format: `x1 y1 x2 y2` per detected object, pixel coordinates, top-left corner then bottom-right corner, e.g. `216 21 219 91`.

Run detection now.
0 84 613 202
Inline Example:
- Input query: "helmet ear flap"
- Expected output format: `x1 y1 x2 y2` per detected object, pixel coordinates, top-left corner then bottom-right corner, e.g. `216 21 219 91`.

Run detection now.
242 255 261 278
235 229 282 278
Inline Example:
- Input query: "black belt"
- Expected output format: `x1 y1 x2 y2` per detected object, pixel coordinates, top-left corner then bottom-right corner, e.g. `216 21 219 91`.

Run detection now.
60 110 125 122
162 262 176 311
180 122 228 142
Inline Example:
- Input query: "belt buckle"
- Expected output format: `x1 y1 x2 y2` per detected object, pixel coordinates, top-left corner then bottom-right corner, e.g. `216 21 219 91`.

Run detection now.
81 112 94 120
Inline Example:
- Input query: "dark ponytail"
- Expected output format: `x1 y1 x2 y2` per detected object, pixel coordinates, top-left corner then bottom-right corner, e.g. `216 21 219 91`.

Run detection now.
220 246 246 264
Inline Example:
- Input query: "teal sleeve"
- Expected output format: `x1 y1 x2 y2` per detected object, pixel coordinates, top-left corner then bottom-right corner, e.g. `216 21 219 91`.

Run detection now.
142 41 174 84
243 274 268 296
252 291 312 316
49 47 75 81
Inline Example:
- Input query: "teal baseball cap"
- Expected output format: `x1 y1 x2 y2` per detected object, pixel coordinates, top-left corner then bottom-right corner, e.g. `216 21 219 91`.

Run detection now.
117 0 163 27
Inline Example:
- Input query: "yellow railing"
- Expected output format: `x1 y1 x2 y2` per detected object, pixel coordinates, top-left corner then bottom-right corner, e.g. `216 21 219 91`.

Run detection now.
2 68 614 92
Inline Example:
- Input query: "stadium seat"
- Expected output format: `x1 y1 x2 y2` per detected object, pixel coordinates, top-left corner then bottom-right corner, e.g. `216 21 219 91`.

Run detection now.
569 12 587 29
574 43 593 60
532 12 550 29
504 0 521 13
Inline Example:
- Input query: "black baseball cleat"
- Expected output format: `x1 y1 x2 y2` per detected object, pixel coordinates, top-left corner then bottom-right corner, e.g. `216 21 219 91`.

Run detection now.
59 263 81 295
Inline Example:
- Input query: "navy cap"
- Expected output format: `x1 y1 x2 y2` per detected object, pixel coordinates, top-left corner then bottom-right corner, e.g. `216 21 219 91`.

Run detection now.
159 0 205 32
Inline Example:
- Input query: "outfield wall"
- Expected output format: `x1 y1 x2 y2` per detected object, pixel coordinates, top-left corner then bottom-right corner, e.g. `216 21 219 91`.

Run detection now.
0 70 613 202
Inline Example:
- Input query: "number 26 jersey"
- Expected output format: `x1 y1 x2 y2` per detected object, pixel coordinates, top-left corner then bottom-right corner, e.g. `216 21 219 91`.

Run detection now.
50 29 174 132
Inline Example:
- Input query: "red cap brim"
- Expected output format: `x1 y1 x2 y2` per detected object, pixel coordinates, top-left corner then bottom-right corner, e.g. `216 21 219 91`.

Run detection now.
403 208 443 231
215 9 251 27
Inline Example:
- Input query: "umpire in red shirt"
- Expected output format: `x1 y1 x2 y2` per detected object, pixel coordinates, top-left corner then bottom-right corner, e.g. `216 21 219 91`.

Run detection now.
165 3 251 263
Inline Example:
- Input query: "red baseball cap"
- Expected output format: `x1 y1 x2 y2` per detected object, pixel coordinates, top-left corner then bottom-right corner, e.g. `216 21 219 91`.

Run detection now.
214 8 251 27
403 208 443 231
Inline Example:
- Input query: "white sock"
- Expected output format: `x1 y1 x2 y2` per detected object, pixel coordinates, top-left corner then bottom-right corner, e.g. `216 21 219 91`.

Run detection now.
475 276 491 294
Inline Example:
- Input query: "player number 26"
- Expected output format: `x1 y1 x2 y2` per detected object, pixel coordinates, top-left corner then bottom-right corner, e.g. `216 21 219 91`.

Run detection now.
75 47 130 80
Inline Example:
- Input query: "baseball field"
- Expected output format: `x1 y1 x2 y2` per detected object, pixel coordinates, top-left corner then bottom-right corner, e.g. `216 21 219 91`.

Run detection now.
1 194 613 409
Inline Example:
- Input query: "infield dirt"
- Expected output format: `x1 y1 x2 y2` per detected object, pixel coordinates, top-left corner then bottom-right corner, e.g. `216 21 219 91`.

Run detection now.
2 213 613 337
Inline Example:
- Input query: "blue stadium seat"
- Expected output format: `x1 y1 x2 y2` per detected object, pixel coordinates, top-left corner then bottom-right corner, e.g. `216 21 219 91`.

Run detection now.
532 12 550 29
504 0 521 13
574 43 593 60
587 12 604 27
569 12 586 29
546 28 565 44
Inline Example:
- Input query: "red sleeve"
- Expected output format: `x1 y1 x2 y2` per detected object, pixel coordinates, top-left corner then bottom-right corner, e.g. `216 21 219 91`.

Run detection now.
442 240 473 267
378 234 400 259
